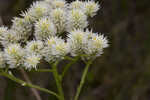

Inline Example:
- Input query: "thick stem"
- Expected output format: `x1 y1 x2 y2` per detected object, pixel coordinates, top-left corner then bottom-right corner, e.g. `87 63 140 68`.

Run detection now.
0 72 60 99
52 61 65 100
20 69 42 100
74 60 92 100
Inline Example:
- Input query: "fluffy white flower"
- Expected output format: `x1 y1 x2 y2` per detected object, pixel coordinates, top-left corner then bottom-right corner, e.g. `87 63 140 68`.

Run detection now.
83 0 100 17
22 1 51 22
24 54 41 70
44 37 70 62
66 9 88 32
0 51 6 68
69 0 84 10
51 8 67 33
34 17 56 40
90 33 108 49
25 40 44 57
43 37 63 61
68 29 109 58
84 32 109 58
0 28 17 46
4 44 25 68
51 40 70 60
11 17 32 41
67 29 88 56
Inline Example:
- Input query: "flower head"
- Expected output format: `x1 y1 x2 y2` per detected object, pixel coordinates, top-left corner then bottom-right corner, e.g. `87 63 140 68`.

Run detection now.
84 31 109 59
51 8 67 33
44 37 70 62
83 0 100 17
24 54 41 70
51 40 70 60
67 29 88 56
67 9 88 32
35 17 56 40
11 17 32 41
0 28 17 46
22 1 51 22
25 40 44 57
4 44 25 68
67 29 109 58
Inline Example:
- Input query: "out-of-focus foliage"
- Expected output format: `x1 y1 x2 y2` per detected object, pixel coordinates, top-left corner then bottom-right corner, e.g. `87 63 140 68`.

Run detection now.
0 0 150 100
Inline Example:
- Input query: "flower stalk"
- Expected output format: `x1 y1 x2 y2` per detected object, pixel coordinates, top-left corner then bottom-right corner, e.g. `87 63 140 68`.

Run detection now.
74 60 92 100
52 61 65 100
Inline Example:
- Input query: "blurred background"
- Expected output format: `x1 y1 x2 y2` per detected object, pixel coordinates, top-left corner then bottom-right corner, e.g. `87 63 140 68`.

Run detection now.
0 0 150 100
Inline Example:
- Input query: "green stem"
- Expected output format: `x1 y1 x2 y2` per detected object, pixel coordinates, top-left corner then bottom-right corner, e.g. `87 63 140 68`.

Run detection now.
0 72 60 99
52 61 65 100
74 60 92 100
61 57 79 79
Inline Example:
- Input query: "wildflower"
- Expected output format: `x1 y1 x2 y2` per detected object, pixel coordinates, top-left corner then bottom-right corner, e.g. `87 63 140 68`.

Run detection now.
51 40 70 61
25 40 44 57
67 9 88 32
35 17 56 40
24 54 41 70
22 1 51 22
51 8 67 33
83 0 100 17
67 29 88 56
4 44 25 68
11 17 32 41
84 32 109 58
44 37 70 62
0 28 17 46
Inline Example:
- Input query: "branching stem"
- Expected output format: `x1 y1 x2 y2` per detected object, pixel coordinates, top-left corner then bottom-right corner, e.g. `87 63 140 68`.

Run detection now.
0 71 60 99
52 61 65 100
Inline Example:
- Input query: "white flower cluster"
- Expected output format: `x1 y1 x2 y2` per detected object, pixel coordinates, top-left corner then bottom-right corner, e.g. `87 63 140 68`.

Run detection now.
0 27 17 46
11 17 32 41
0 0 108 70
44 37 70 62
68 29 108 59
35 17 56 40
4 44 25 68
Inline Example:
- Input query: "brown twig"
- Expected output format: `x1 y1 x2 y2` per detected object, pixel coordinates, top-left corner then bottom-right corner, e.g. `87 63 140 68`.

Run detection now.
20 69 42 100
